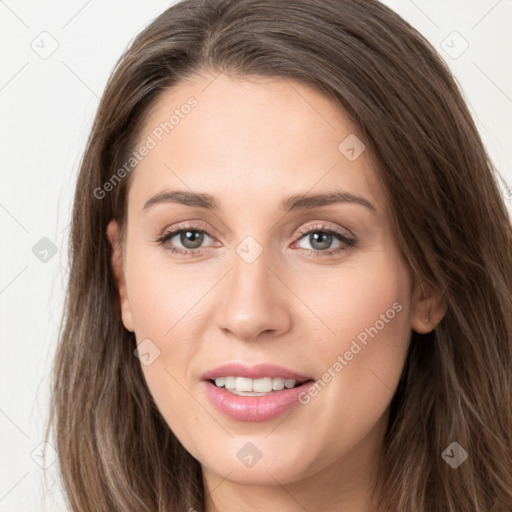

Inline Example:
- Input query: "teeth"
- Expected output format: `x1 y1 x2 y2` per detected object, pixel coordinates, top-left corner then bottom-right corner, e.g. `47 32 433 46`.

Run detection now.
272 377 285 390
284 379 296 389
213 376 302 393
236 377 254 392
253 377 272 393
224 376 236 389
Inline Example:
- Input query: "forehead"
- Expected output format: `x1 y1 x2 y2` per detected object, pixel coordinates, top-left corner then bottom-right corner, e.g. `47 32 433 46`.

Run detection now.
127 72 387 216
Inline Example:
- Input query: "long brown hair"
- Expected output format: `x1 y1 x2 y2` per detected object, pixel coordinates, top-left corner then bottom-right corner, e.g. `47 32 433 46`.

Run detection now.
46 0 512 510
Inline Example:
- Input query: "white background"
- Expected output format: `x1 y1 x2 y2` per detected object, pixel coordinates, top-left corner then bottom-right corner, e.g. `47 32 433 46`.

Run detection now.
0 1 511 510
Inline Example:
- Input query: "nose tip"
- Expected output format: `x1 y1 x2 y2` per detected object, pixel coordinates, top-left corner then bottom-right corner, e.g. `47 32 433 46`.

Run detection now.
215 254 292 342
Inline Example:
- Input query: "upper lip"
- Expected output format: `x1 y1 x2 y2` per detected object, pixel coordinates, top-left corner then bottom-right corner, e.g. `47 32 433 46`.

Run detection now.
201 362 314 382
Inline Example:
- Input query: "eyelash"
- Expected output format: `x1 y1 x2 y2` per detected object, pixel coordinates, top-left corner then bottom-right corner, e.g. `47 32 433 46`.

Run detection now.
154 222 356 258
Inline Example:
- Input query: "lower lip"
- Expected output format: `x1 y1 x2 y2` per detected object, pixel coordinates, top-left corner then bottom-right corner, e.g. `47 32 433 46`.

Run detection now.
202 380 313 422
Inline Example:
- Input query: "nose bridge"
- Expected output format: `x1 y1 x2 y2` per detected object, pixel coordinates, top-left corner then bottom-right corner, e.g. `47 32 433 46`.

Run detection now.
215 234 291 341
232 236 271 298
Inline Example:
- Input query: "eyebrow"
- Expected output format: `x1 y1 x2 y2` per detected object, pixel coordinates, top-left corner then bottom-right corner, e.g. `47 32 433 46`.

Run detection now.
143 189 376 214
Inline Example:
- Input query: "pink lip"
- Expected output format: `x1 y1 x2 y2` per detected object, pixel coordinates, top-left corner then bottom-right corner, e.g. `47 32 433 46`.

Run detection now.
201 362 315 422
201 362 313 382
202 380 314 422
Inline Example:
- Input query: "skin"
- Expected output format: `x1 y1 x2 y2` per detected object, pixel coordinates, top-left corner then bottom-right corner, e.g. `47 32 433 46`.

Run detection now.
107 71 445 512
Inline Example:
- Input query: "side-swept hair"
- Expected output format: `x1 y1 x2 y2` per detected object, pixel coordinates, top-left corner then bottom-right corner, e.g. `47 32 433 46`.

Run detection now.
47 1 512 510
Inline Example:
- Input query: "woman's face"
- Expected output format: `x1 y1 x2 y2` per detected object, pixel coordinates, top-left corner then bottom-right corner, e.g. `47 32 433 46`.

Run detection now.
108 72 434 493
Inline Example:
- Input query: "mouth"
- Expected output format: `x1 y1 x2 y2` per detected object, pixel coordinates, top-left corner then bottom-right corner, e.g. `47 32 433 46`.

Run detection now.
207 376 309 396
200 363 315 421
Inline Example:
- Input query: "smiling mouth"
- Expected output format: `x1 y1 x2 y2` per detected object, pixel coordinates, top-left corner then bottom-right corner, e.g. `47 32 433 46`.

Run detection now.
209 376 311 396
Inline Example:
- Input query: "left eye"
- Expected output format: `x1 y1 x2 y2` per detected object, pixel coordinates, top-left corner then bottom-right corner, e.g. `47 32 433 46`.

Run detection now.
295 230 347 252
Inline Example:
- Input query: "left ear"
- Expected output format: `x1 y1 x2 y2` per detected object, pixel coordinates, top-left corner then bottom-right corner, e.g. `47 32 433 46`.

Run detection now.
410 278 447 334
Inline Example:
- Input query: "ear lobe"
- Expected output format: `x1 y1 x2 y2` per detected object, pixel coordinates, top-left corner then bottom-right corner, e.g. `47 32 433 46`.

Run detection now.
410 279 447 334
106 219 134 333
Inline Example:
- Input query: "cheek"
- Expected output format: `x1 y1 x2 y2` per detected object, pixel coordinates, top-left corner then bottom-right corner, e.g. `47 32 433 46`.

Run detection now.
125 255 202 428
317 253 411 384
294 251 412 455
126 243 210 347
292 249 410 348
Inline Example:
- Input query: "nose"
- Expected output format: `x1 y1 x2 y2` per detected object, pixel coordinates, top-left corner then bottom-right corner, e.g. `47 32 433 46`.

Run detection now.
215 243 292 342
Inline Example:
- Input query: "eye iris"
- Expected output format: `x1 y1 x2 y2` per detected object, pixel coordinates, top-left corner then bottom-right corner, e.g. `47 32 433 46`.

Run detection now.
310 232 332 250
181 230 204 249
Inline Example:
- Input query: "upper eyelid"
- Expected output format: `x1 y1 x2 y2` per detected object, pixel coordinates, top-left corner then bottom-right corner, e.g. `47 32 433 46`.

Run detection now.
295 222 354 238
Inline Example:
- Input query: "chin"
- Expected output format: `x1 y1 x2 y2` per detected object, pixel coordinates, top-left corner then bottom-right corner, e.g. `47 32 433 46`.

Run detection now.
198 441 319 486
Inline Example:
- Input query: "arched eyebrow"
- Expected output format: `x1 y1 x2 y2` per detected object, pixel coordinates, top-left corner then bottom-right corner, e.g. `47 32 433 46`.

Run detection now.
143 189 376 214
281 191 376 213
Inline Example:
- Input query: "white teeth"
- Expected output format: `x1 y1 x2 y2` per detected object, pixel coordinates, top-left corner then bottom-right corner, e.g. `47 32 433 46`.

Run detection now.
235 377 253 392
252 377 273 393
272 377 285 391
224 376 236 389
284 379 296 389
212 376 302 393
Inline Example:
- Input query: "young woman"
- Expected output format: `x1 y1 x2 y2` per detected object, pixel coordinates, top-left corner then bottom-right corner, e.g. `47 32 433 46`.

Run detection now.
46 0 512 510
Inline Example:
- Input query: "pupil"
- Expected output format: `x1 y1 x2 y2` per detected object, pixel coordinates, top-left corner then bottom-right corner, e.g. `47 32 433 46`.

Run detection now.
310 232 332 250
181 230 204 249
